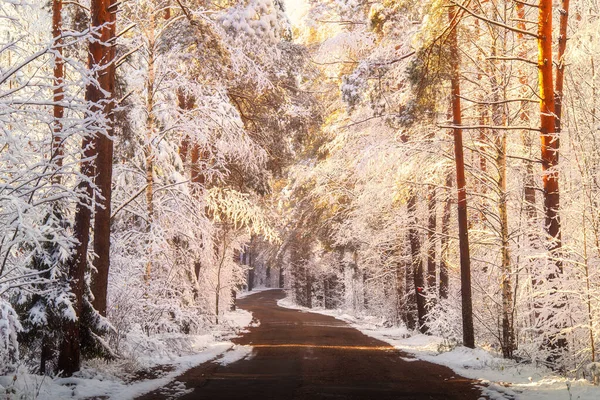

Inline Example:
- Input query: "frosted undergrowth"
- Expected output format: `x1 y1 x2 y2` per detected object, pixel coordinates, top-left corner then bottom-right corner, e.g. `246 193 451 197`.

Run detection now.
0 310 254 400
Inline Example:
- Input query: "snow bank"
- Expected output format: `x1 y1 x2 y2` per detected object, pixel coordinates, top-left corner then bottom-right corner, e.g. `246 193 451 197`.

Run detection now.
215 345 253 365
278 296 600 400
237 286 279 299
0 309 255 400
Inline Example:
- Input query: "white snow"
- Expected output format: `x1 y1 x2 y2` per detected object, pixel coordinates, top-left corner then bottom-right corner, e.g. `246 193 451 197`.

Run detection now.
278 295 600 400
0 309 255 400
215 345 253 365
237 286 279 299
220 308 256 331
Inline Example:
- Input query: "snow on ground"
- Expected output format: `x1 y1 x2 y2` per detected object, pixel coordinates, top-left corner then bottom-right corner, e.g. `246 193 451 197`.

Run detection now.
278 295 600 400
221 307 256 331
0 309 255 400
215 345 253 365
236 286 278 299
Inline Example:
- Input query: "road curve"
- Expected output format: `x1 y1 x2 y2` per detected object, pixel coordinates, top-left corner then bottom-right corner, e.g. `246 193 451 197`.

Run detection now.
137 289 484 400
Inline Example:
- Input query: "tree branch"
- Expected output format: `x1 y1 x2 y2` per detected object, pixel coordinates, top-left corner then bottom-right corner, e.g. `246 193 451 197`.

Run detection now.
452 1 539 38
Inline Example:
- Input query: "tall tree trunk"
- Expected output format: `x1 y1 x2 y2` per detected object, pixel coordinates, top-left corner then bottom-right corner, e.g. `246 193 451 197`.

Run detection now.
144 12 156 283
404 249 417 329
90 0 117 317
538 0 560 262
279 265 284 288
474 17 487 199
439 171 452 299
52 0 64 180
492 4 515 358
247 239 255 291
306 266 312 308
214 229 228 324
177 89 193 164
538 0 567 363
554 0 570 131
46 2 64 370
408 192 427 333
516 2 538 223
59 0 116 374
582 209 596 362
395 245 411 327
448 4 474 348
498 130 515 358
427 186 437 298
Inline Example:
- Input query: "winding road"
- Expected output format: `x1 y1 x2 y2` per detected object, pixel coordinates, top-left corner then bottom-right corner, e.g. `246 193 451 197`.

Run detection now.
138 289 484 399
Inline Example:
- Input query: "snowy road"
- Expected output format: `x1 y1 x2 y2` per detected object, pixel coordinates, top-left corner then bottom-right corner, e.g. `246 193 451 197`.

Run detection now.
137 290 484 399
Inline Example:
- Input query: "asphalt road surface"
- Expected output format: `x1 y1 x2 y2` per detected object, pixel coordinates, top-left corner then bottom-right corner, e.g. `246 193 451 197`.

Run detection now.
137 289 484 400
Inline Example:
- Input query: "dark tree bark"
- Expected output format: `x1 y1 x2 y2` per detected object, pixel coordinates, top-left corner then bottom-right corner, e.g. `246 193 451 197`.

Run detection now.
439 171 452 299
247 243 255 291
190 144 206 187
46 0 64 373
407 192 427 333
404 251 417 330
305 267 312 308
427 186 437 297
90 0 117 317
177 89 194 164
279 265 284 288
59 0 117 374
448 4 474 349
266 265 271 287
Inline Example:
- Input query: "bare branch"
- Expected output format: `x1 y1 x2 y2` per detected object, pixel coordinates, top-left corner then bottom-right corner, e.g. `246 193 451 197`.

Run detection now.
452 1 539 38
458 95 538 105
486 56 538 65
439 124 541 131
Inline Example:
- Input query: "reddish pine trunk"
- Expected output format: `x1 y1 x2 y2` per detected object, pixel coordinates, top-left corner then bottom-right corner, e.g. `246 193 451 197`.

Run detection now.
538 0 561 260
58 0 116 374
448 5 474 348
538 0 568 364
554 0 570 131
91 0 117 317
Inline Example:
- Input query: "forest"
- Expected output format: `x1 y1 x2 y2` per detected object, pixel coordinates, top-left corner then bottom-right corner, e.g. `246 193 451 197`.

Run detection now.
1 0 600 395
